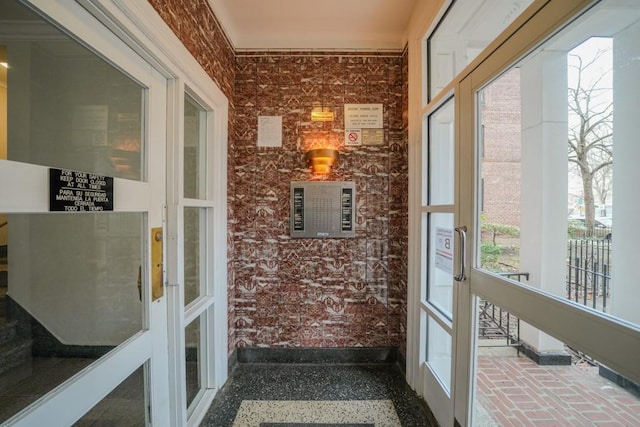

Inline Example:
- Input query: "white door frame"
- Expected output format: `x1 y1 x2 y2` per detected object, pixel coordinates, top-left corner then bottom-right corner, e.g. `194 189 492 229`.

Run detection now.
3 1 229 425
77 1 230 425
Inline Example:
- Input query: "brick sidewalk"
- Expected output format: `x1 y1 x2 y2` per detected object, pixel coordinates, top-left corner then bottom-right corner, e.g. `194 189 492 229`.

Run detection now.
475 347 640 426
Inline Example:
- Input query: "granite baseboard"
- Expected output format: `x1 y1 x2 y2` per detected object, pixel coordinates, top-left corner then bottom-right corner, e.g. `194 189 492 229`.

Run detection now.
232 347 400 366
520 343 571 366
599 365 640 398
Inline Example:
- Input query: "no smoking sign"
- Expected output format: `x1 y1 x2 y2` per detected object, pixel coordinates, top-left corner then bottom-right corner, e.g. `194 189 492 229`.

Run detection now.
344 129 362 146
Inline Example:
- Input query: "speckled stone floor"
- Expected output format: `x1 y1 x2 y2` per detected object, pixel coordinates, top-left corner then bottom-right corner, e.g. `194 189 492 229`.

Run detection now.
200 363 437 427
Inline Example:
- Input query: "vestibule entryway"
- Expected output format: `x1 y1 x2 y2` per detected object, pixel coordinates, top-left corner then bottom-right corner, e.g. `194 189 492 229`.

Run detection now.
0 1 228 426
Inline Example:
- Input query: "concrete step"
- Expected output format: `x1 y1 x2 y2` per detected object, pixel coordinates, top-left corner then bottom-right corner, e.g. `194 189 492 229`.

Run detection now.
0 337 32 376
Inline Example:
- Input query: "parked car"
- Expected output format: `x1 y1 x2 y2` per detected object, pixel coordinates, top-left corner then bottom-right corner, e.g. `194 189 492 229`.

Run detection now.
568 217 612 240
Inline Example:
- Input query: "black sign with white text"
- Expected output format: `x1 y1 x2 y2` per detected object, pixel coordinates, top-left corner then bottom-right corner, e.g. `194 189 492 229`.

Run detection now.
49 168 114 212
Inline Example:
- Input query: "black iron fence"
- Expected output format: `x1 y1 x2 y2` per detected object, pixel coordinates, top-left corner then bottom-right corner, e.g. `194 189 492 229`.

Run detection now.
477 272 528 347
566 239 611 312
477 240 612 347
477 299 521 348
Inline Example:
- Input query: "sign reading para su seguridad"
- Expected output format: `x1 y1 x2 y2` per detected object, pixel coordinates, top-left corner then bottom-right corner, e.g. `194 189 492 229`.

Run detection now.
49 168 113 212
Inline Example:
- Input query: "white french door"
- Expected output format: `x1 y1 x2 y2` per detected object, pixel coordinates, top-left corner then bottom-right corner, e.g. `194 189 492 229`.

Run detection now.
0 0 171 425
418 96 456 427
414 89 475 426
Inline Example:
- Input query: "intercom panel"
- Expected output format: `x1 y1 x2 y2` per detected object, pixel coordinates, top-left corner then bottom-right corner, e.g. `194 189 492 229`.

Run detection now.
290 181 356 238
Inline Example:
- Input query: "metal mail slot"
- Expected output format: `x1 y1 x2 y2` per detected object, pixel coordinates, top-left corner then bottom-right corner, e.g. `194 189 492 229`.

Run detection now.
290 181 356 238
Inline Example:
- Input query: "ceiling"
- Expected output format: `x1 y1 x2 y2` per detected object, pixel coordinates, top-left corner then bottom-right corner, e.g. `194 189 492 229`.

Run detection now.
207 0 418 51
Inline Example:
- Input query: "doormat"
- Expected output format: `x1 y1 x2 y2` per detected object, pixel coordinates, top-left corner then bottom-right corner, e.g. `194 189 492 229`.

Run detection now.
232 400 401 427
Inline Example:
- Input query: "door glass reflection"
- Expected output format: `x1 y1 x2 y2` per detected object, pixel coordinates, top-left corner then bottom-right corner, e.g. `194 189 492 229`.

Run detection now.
2 0 144 181
184 207 205 307
185 314 202 410
184 95 207 199
74 364 148 426
0 212 143 423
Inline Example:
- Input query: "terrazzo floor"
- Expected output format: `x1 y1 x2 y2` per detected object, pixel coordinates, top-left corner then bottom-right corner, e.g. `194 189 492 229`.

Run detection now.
200 363 438 427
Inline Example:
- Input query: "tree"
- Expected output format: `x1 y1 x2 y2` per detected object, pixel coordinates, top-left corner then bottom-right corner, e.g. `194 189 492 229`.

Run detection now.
568 41 613 235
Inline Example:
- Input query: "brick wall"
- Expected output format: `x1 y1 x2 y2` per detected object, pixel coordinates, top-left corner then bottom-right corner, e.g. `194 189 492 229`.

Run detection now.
147 0 408 356
233 53 406 350
481 68 521 227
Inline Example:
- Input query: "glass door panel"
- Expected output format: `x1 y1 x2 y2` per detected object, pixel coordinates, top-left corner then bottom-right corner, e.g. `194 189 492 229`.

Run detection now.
427 316 453 393
474 0 640 336
184 207 205 307
427 212 455 317
420 96 457 427
176 89 216 424
466 0 640 424
185 315 201 411
184 95 207 200
427 0 535 102
74 364 148 426
0 0 169 424
4 2 144 181
428 101 455 205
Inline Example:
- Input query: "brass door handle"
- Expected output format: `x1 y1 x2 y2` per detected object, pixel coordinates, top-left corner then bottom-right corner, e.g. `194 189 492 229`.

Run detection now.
151 227 163 301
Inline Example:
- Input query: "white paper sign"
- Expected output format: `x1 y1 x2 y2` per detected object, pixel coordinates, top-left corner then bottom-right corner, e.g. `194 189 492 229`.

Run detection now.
435 227 454 274
257 116 282 147
344 104 383 129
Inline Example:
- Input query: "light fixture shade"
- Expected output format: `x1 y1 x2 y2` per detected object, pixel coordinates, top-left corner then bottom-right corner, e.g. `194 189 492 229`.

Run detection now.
305 148 339 175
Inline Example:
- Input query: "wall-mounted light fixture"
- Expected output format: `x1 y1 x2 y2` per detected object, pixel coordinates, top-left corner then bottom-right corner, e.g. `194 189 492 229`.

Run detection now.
305 148 339 175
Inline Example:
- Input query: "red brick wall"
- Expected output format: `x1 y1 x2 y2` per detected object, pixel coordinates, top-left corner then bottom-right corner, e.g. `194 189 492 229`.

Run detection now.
233 53 406 350
147 0 408 355
481 68 521 227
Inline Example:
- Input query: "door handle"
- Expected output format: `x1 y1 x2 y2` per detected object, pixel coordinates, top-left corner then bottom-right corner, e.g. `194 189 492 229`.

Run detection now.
454 226 467 282
137 265 142 301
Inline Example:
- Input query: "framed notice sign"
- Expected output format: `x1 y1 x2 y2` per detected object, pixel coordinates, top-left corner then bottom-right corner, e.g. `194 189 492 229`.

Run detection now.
344 104 383 129
49 168 114 212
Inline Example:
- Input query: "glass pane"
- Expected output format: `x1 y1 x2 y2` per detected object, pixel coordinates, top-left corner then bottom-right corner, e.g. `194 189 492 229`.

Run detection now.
184 207 205 307
427 212 454 318
428 98 455 205
475 0 640 332
477 68 522 276
74 365 147 426
0 212 143 423
1 0 144 180
427 316 452 393
473 300 640 426
427 0 535 100
184 95 206 199
185 314 202 410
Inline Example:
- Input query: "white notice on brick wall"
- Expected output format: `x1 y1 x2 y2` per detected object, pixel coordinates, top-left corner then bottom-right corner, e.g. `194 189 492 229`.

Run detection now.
344 104 383 128
257 116 282 147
